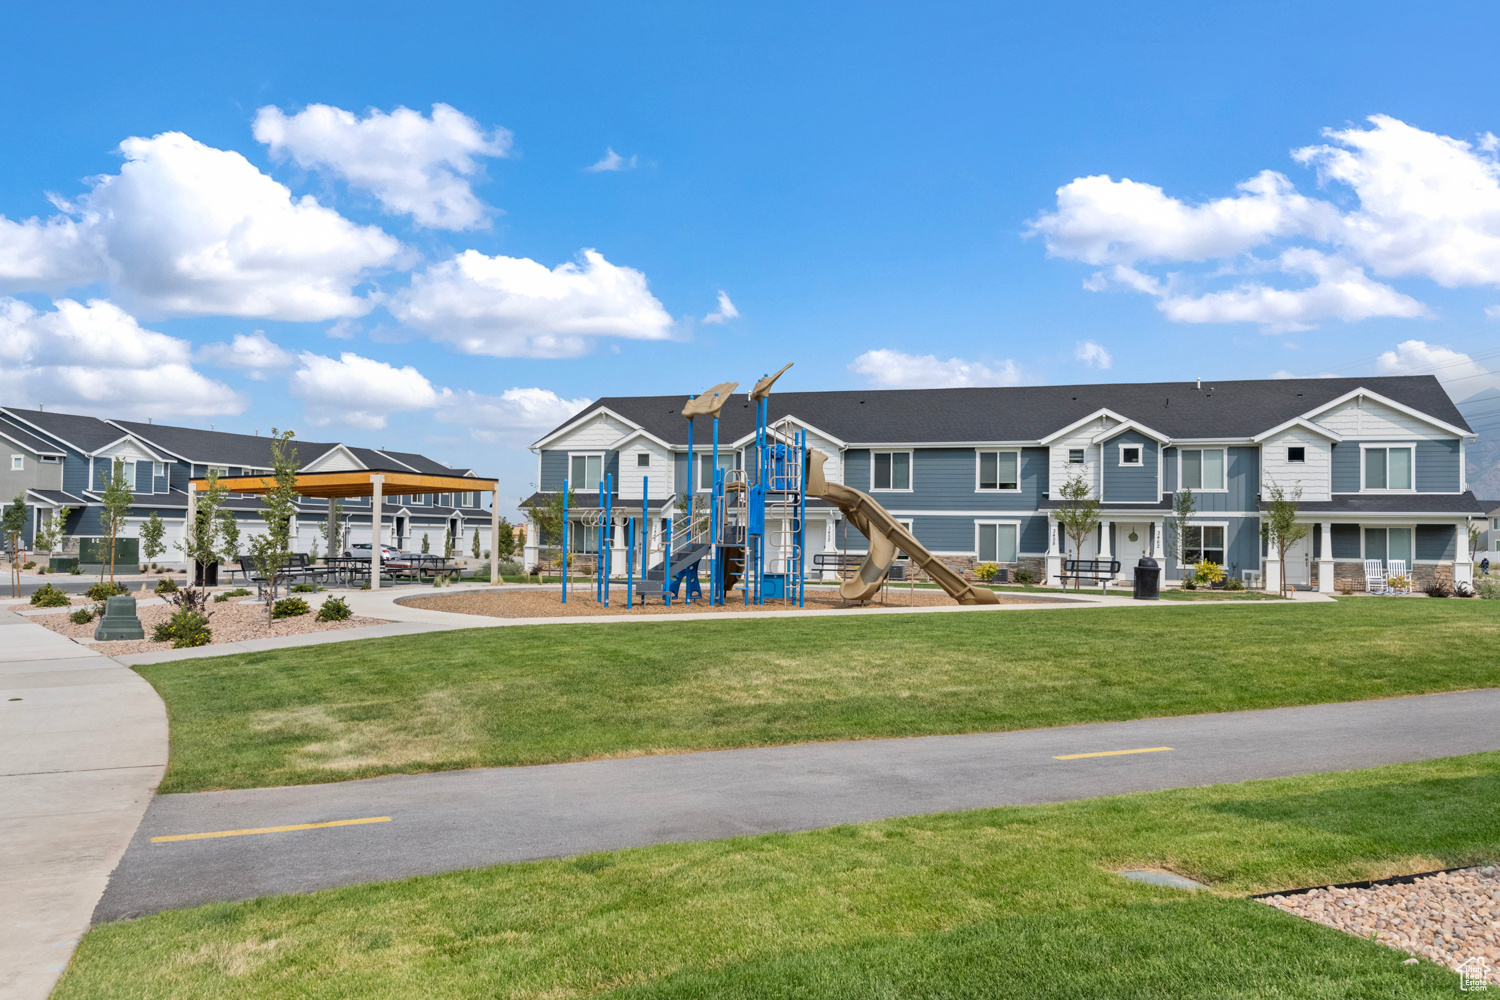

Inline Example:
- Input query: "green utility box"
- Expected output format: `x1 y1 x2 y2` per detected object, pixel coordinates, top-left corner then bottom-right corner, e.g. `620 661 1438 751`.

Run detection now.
78 538 139 568
94 595 145 641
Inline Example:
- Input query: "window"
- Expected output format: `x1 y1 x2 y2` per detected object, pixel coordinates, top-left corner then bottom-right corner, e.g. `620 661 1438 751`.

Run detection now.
1363 527 1413 567
872 451 911 491
1180 448 1225 491
1287 446 1305 463
1118 444 1142 467
976 522 1019 563
569 453 604 491
637 452 651 467
1068 448 1085 464
977 450 1019 491
1363 446 1413 491
9 455 20 471
153 461 165 478
40 455 58 463
1183 524 1225 565
697 453 733 491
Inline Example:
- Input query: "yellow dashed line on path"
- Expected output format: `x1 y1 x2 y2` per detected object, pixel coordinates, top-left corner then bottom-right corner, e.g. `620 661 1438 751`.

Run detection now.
152 816 391 843
1053 746 1173 760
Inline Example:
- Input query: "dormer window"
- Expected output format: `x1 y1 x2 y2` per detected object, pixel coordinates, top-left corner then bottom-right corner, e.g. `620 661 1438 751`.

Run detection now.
1118 445 1142 467
1288 447 1305 463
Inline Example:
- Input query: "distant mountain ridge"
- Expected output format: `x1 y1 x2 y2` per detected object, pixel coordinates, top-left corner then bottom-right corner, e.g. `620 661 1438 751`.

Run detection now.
1458 388 1500 501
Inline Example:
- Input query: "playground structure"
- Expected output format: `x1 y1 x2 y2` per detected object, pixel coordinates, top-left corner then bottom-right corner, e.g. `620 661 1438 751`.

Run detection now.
557 363 998 609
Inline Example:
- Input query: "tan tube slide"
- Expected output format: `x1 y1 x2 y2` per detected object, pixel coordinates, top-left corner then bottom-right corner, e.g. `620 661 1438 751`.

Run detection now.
806 451 999 605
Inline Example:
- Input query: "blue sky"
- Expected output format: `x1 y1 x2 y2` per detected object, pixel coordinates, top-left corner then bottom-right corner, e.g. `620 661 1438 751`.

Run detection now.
4 1 1500 508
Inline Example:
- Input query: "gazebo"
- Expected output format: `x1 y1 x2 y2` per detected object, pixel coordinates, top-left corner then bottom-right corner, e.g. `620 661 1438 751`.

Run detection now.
188 468 502 589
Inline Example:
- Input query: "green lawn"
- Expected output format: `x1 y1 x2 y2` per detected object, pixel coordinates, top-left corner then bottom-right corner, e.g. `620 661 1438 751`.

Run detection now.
57 752 1498 999
141 598 1500 793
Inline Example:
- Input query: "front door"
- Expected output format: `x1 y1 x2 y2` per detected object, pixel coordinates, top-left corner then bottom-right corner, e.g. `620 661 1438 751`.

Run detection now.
1116 523 1148 577
1283 535 1312 587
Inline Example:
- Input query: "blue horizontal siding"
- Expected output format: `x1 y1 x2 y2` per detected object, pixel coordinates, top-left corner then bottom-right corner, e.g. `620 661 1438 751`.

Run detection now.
1416 524 1456 560
1330 443 1359 492
539 450 568 491
1331 524 1362 558
1101 432 1158 503
1415 439 1460 492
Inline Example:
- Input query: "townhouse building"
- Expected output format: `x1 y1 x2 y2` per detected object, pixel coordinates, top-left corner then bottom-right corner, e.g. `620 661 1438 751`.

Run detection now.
522 375 1484 592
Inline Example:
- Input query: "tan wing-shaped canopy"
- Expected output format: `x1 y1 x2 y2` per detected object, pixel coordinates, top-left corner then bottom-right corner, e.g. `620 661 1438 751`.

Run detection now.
681 381 740 419
749 362 794 401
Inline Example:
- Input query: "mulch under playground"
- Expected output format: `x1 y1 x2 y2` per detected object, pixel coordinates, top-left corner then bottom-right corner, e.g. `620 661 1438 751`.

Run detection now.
404 586 1050 619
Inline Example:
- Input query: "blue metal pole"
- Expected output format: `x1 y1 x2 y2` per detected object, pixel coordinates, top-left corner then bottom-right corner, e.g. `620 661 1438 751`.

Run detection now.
798 430 806 607
642 475 648 603
685 416 693 605
711 412 719 605
605 473 612 606
561 478 569 604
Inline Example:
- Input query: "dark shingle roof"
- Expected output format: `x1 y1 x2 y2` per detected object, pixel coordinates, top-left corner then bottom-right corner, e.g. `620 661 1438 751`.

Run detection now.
110 420 339 468
1295 493 1488 514
0 417 65 455
549 376 1470 446
2 409 122 453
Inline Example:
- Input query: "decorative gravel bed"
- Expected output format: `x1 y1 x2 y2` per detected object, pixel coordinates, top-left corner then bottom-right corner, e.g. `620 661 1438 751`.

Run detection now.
29 594 388 654
403 586 1050 619
1260 866 1499 975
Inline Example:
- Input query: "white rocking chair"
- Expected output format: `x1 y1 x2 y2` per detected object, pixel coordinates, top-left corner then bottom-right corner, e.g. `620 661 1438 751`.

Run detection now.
1363 559 1388 595
1385 559 1410 594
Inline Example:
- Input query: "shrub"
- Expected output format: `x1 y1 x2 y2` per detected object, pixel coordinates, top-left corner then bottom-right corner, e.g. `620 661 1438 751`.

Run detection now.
69 606 96 624
316 596 353 622
37 566 48 575
1223 576 1245 591
1477 577 1500 600
154 609 212 648
495 559 524 576
86 581 127 601
1193 560 1225 585
1011 567 1035 586
1386 574 1411 593
1182 576 1197 590
290 583 318 593
69 565 82 575
154 577 179 595
271 596 310 619
222 588 251 598
973 562 1000 582
1423 579 1452 598
22 560 35 569
30 583 71 607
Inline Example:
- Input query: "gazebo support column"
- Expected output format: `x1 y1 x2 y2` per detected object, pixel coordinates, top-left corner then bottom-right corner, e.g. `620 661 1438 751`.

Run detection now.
370 475 384 591
490 488 500 585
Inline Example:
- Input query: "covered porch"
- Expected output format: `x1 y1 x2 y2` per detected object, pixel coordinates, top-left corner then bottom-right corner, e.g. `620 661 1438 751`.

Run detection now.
189 469 501 589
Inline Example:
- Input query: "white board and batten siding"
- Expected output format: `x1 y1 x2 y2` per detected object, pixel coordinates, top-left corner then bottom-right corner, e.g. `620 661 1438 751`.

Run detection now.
616 439 671 500
1260 429 1332 501
1313 397 1452 440
1048 417 1113 495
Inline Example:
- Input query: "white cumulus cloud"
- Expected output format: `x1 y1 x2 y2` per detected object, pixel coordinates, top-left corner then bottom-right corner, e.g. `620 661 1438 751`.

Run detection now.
254 103 511 230
1073 340 1113 369
702 290 739 325
197 331 295 379
586 148 637 173
390 248 674 358
436 387 592 445
0 297 242 418
1375 339 1500 399
849 349 1023 389
0 131 400 320
290 351 444 430
1030 115 1500 332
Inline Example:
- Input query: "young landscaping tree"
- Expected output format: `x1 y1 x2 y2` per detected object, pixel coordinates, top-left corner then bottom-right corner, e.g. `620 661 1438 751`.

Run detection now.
421 532 431 554
1468 519 1482 578
2 493 26 597
177 471 228 587
32 505 71 562
496 518 515 560
521 488 574 576
1052 472 1100 592
1168 487 1197 581
471 527 481 560
140 511 167 567
247 429 300 620
443 528 453 560
1260 481 1308 598
99 458 135 584
217 510 241 565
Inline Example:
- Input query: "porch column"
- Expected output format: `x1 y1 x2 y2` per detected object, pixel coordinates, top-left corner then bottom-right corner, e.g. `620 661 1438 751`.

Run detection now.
370 475 383 591
611 515 628 578
1455 519 1473 586
1318 521 1335 593
490 488 500 585
186 482 197 579
1100 520 1114 578
1264 546 1282 595
1045 517 1062 587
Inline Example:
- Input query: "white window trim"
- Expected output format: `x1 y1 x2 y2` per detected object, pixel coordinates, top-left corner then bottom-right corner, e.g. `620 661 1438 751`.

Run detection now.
1067 447 1086 464
567 451 607 493
1359 443 1417 493
1177 519 1229 569
9 455 21 471
870 449 914 493
1117 443 1144 467
693 450 735 492
1286 446 1306 464
636 451 652 468
974 519 1022 564
974 448 1021 492
1176 447 1229 493
1361 523 1418 564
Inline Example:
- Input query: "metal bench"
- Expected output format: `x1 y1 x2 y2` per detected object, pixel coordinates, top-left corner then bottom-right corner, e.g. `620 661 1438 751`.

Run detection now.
1061 558 1121 594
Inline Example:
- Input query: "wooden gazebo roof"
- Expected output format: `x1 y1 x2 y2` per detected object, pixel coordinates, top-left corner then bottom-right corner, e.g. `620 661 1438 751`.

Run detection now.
190 469 497 500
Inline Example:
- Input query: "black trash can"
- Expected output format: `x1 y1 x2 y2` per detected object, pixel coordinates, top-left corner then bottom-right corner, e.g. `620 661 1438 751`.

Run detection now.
1133 557 1160 600
194 560 219 587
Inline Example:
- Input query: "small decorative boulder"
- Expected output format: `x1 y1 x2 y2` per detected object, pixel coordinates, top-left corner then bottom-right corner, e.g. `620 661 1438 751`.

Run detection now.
94 594 145 641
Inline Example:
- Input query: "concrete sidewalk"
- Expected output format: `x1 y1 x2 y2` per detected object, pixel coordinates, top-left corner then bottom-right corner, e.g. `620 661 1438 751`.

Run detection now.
0 610 167 1000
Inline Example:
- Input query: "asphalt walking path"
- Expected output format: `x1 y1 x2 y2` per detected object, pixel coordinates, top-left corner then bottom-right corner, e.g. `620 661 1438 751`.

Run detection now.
95 687 1500 922
0 608 167 1000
